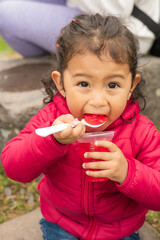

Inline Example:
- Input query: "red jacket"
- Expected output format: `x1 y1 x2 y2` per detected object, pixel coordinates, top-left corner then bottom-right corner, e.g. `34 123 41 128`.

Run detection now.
1 93 160 240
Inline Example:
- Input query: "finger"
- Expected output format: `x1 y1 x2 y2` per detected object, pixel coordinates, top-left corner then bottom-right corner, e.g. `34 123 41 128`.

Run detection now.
84 151 113 161
86 169 110 179
62 114 75 122
95 140 117 152
55 122 85 143
72 122 85 138
83 161 110 170
55 114 75 124
54 124 73 139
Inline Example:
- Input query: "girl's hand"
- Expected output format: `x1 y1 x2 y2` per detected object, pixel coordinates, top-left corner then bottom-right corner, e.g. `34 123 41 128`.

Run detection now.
53 114 85 145
83 141 128 184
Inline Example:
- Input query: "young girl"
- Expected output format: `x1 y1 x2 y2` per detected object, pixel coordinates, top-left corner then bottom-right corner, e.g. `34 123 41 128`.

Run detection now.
1 14 160 240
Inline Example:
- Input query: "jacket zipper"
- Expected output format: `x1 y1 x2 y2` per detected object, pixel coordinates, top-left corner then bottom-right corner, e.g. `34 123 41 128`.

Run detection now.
86 216 97 240
84 175 89 215
83 175 97 240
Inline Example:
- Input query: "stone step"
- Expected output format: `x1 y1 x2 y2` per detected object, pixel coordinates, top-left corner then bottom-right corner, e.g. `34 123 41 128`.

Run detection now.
0 208 42 240
0 56 54 155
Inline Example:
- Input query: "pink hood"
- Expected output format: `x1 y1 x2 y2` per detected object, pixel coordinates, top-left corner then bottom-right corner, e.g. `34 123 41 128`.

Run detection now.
1 94 160 240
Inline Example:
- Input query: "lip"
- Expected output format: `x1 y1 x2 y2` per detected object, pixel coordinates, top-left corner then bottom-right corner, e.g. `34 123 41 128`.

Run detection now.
83 113 108 117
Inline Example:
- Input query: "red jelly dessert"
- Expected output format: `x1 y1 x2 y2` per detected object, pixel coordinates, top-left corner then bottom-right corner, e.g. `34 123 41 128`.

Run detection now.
77 131 115 182
83 114 108 125
79 142 109 182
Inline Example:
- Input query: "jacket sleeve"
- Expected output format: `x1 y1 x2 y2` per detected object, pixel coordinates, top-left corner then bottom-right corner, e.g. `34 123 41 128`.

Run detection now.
116 124 160 211
1 107 70 183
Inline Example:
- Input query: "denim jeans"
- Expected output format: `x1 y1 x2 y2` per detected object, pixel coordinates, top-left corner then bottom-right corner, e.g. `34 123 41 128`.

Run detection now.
120 232 141 240
40 218 141 240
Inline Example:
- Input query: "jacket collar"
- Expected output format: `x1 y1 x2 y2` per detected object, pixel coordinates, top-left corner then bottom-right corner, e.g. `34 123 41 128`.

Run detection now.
107 99 140 130
53 93 70 115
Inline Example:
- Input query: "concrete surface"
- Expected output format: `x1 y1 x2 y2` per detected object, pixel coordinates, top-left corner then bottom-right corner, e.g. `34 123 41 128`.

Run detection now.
0 208 43 240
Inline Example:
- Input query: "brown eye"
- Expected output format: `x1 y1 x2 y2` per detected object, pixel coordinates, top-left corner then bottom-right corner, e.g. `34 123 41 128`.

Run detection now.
108 83 119 88
78 82 89 87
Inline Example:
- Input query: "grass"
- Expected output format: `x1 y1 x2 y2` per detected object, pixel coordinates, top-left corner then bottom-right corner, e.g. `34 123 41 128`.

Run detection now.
0 167 40 224
0 38 39 223
0 38 13 52
0 37 21 59
146 211 160 235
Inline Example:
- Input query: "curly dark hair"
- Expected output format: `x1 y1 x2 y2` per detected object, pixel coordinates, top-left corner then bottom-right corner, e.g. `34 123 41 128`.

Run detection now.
42 13 146 108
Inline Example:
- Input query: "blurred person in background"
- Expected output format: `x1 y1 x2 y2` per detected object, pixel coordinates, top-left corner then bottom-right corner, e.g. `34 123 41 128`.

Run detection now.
0 0 159 57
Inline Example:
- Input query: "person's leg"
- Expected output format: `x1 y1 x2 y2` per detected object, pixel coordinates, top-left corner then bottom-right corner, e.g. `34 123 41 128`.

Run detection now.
120 232 142 240
0 0 82 57
12 0 67 5
40 218 80 240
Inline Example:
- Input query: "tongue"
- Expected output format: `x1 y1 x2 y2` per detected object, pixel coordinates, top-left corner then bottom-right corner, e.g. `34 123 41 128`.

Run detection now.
83 114 108 125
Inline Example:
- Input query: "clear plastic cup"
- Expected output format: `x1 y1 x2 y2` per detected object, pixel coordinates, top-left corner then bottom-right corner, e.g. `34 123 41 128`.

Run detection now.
77 131 115 182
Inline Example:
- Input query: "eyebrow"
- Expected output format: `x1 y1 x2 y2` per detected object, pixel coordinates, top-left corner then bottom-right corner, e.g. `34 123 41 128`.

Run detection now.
105 74 125 80
72 73 93 78
72 73 125 80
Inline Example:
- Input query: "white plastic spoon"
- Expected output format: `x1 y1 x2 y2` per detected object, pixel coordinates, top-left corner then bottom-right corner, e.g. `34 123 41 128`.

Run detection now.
35 123 70 137
35 116 107 137
81 119 106 128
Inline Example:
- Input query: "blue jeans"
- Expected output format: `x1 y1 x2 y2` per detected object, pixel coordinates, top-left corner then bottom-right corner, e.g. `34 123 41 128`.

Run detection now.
40 218 141 240
120 232 141 240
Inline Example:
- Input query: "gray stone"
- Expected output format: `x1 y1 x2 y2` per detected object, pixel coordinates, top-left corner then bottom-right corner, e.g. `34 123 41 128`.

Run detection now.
155 88 160 97
0 56 55 155
138 56 160 125
27 193 35 205
4 187 12 197
19 188 26 196
0 129 11 139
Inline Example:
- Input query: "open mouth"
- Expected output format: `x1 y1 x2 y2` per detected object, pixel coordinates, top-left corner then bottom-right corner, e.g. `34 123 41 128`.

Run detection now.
83 113 108 126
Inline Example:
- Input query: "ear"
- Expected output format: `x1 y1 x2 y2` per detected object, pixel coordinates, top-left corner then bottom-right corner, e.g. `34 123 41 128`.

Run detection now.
51 71 65 97
128 74 141 100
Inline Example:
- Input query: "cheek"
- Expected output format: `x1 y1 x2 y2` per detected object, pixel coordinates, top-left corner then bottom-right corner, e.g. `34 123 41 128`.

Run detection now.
66 95 82 118
110 97 128 118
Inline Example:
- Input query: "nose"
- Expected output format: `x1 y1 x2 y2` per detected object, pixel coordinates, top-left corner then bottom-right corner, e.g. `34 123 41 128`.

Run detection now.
89 90 107 109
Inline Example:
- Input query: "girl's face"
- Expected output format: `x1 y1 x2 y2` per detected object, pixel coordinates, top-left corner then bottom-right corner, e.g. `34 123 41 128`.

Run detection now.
52 51 140 131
